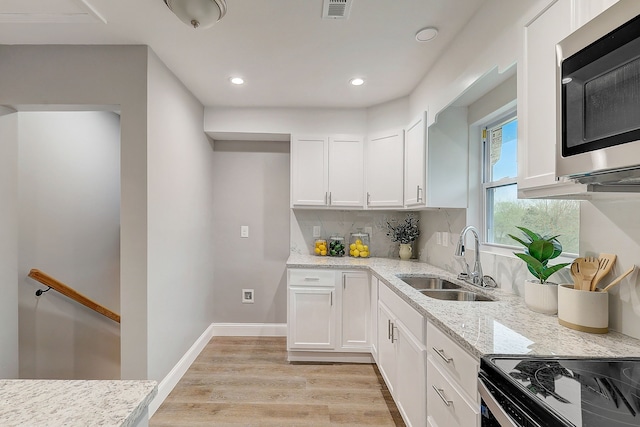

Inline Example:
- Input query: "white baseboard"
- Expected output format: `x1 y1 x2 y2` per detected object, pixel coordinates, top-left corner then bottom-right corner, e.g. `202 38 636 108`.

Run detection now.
148 323 215 416
287 351 374 363
211 322 287 336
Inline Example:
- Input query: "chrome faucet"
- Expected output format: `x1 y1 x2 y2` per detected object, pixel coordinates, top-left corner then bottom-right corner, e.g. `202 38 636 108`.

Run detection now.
455 225 495 288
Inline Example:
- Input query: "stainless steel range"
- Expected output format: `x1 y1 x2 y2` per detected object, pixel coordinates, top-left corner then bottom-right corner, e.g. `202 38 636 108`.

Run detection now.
478 355 640 426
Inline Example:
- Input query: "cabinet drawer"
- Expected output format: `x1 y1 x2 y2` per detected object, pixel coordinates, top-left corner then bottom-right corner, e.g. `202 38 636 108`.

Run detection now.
427 322 479 402
427 358 479 427
379 283 424 344
288 269 336 287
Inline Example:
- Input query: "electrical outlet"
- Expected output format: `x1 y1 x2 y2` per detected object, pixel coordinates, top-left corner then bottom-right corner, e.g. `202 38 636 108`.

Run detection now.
364 226 373 236
442 232 449 247
242 289 254 304
313 226 321 238
436 232 442 245
241 225 249 238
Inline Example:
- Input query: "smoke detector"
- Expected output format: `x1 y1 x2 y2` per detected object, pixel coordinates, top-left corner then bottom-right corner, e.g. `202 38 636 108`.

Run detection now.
322 0 353 19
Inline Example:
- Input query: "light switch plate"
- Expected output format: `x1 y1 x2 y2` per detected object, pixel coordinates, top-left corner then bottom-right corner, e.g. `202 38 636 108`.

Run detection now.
364 226 373 237
436 232 442 245
241 226 249 238
313 226 321 238
242 289 254 303
442 232 449 247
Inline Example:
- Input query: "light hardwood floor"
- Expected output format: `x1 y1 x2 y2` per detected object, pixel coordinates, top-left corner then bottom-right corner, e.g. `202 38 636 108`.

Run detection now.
150 336 405 426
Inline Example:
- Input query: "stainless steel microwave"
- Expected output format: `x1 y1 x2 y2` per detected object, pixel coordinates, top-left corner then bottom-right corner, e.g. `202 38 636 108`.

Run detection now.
556 0 640 190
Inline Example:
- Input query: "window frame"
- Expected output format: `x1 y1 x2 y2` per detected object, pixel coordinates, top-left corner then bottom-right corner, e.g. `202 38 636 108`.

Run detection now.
481 111 518 248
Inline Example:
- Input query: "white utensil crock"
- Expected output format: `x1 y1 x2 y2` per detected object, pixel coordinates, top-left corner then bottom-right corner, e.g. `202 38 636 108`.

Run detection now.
557 284 608 334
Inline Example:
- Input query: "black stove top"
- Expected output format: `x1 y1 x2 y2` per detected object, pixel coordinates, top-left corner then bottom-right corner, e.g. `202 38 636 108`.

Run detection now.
480 355 640 426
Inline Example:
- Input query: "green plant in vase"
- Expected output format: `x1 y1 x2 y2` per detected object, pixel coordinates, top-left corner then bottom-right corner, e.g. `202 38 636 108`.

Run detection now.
509 226 570 284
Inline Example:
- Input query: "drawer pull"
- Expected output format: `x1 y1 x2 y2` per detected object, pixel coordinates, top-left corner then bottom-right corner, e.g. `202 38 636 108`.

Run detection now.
432 386 452 406
390 323 397 343
388 319 392 340
433 347 452 363
304 277 321 281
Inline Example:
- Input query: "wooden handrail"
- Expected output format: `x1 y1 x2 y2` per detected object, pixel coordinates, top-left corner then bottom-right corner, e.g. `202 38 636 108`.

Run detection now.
28 269 121 324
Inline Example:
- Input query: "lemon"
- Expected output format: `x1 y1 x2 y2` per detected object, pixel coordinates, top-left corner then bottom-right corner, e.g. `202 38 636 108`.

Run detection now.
320 250 327 256
353 249 360 257
363 245 369 251
314 247 321 254
356 244 364 252
319 244 326 251
360 251 369 258
349 243 356 251
355 239 362 245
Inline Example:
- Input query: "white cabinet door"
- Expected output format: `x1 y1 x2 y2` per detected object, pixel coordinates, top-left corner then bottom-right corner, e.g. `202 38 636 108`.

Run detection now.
291 136 328 206
328 135 364 207
341 271 371 349
518 0 573 193
377 302 397 395
288 287 335 350
366 130 404 208
370 275 379 361
404 113 427 207
396 320 427 427
427 358 479 427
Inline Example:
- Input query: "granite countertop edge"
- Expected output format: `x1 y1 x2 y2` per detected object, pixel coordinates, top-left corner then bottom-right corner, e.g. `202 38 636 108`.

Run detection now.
287 254 640 359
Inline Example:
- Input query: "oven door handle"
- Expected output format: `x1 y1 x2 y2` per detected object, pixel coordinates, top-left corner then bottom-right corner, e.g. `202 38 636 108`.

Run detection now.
478 378 518 427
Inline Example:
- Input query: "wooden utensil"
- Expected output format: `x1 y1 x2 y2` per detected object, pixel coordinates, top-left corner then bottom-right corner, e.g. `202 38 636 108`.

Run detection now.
591 254 617 291
570 260 582 289
601 266 637 292
577 257 599 291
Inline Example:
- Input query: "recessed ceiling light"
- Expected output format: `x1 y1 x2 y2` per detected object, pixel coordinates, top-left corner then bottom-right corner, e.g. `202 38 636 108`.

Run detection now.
415 27 439 42
230 77 244 85
350 78 365 86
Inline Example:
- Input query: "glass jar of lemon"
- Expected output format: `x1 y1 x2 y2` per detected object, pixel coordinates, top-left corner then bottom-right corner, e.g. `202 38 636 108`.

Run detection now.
314 239 328 256
349 231 370 258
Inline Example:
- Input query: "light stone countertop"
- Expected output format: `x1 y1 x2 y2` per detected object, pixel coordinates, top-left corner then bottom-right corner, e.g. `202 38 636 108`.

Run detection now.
0 379 157 427
287 254 640 359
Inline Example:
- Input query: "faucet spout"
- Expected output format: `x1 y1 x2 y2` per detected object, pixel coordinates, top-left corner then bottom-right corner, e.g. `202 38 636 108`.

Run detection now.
455 225 484 287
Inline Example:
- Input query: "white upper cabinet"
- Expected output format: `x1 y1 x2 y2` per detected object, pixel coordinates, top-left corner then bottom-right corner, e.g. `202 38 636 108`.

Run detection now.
517 0 618 198
291 136 329 206
291 135 364 208
403 110 468 208
328 136 364 207
404 113 427 207
366 129 404 208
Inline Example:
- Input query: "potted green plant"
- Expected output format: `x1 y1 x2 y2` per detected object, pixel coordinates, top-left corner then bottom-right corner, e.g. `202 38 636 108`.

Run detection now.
509 226 570 314
386 215 420 260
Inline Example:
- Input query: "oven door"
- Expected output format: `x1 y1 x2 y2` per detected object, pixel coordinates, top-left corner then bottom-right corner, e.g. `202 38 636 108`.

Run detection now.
478 374 541 427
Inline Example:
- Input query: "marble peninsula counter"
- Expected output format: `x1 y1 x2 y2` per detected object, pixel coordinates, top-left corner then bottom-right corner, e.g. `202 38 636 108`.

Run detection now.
287 254 640 358
0 379 157 427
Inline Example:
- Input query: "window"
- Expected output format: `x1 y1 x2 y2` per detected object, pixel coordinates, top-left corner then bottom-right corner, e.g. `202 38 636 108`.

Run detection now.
482 114 580 254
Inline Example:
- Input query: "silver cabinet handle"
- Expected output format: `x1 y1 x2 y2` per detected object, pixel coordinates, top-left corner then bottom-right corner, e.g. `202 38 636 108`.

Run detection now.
433 347 452 363
330 291 333 306
390 323 397 343
325 192 328 205
416 185 420 201
417 185 423 202
304 277 320 281
328 192 332 205
366 192 371 205
432 386 452 406
387 319 392 340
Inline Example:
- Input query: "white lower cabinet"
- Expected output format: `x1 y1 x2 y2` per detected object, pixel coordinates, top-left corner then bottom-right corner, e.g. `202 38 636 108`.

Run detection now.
426 321 480 427
287 268 371 358
341 271 371 349
377 285 427 427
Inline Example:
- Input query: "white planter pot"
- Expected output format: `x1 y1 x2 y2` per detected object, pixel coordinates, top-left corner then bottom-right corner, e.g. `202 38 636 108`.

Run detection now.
557 284 609 334
399 243 412 260
524 280 558 315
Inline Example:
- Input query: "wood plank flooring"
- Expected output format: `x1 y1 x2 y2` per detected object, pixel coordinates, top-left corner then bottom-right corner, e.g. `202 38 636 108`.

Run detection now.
150 336 405 426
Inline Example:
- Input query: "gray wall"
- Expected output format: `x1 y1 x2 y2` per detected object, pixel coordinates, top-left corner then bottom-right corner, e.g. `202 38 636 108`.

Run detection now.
18 111 121 379
212 141 290 323
146 51 216 381
0 109 19 378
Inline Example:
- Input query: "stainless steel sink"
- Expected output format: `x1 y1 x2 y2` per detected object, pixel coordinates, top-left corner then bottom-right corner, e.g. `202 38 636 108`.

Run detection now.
398 276 462 290
419 289 493 302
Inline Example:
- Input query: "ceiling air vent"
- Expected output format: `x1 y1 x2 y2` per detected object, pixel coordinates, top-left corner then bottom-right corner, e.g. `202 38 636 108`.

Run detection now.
322 0 353 19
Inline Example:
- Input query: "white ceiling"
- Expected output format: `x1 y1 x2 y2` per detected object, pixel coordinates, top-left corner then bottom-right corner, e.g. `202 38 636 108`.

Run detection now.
0 0 487 109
